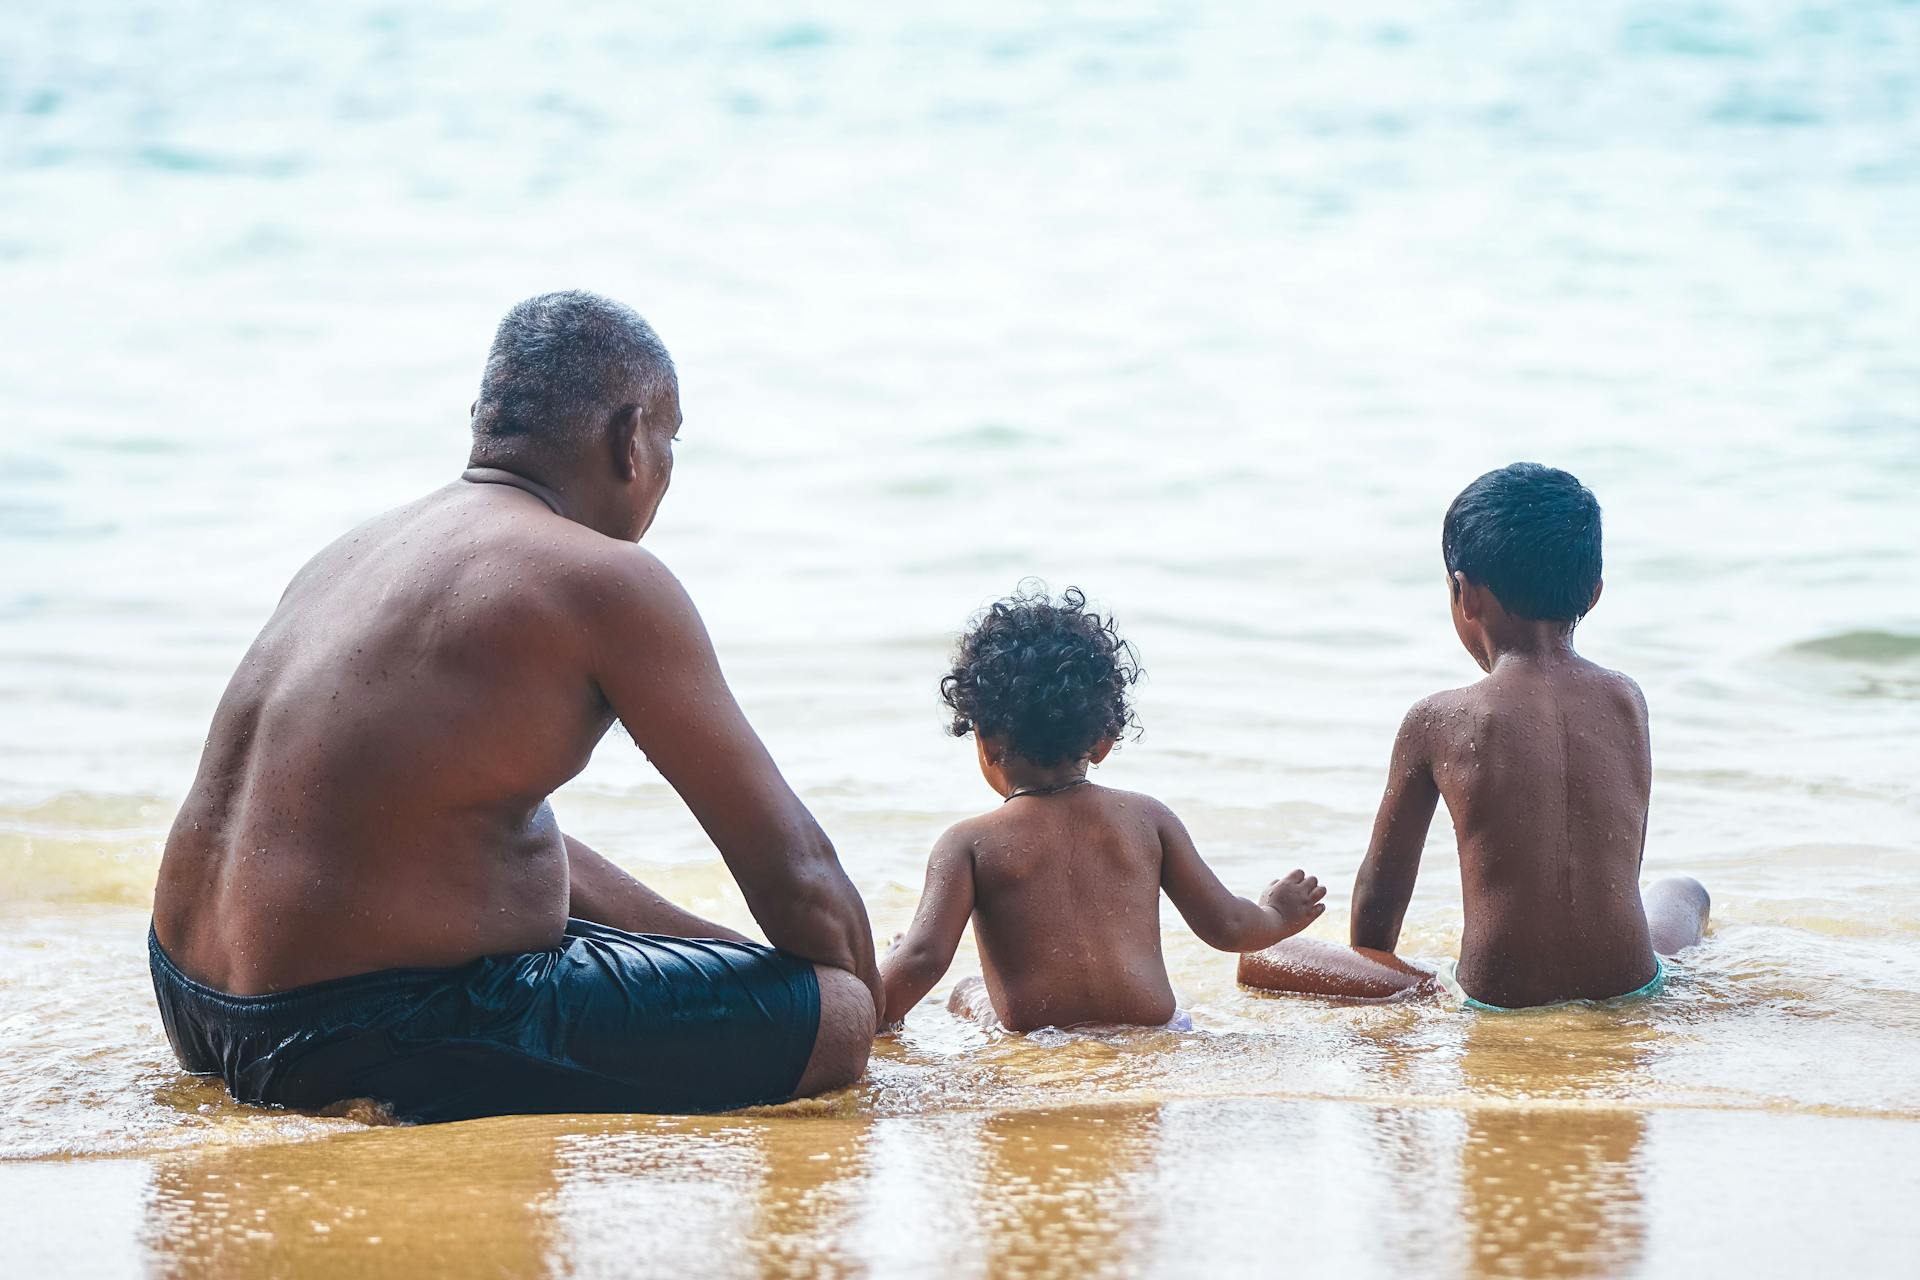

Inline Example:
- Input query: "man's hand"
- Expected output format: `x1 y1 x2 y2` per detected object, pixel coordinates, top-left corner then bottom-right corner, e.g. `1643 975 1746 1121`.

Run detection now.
1259 869 1327 932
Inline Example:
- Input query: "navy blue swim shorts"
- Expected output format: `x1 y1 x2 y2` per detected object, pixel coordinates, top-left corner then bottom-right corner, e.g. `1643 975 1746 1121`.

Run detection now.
150 919 821 1123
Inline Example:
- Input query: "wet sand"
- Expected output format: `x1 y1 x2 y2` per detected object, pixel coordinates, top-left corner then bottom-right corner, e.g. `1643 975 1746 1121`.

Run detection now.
5 900 1917 1277
9 1075 1918 1278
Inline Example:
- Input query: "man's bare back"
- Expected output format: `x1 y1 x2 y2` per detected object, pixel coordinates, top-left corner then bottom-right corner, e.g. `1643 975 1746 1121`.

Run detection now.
158 480 654 992
150 292 878 1120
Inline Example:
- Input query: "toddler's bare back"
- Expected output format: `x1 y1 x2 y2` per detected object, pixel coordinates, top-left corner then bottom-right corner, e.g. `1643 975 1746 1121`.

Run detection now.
964 785 1181 1031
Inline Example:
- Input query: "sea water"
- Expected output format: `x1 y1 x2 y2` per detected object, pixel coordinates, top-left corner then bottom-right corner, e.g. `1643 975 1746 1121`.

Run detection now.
2 2 1917 1277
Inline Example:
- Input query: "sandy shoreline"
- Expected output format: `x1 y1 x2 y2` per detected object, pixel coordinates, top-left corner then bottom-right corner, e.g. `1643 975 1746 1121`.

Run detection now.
8 1097 1918 1278
8 900 1917 1275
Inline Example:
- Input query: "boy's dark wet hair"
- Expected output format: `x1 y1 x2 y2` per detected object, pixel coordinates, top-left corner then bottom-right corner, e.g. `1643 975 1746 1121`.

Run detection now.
940 584 1141 766
1443 462 1603 623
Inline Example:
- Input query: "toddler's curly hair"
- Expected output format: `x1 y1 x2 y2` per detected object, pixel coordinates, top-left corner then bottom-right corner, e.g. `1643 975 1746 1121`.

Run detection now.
939 583 1141 766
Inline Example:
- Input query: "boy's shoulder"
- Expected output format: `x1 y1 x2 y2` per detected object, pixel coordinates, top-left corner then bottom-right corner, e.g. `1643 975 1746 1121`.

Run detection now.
1395 684 1483 745
1532 655 1648 720
1406 659 1647 747
1581 658 1647 707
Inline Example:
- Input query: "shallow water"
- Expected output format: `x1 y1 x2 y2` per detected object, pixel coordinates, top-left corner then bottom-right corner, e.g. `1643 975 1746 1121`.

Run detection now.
3 0 1918 1275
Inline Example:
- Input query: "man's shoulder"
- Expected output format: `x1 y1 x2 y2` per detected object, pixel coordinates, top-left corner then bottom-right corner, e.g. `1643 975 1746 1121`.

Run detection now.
489 519 691 628
548 534 680 603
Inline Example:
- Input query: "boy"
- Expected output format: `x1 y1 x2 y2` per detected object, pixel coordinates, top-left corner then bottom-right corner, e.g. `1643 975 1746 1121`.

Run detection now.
881 585 1328 1031
1239 463 1710 1009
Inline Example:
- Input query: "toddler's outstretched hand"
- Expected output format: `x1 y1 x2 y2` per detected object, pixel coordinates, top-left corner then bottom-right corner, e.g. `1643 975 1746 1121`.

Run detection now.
1259 869 1327 933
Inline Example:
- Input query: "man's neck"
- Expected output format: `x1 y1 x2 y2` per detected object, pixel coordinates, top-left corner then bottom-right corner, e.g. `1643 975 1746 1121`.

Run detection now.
460 466 567 518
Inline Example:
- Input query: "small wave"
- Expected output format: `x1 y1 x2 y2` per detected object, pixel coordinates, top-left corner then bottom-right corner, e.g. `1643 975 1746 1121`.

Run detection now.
1783 630 1920 664
928 422 1057 450
134 145 308 179
761 22 834 52
0 791 170 905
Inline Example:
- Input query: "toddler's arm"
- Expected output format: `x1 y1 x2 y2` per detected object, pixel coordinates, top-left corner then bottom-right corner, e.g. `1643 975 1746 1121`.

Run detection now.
1158 805 1326 952
1350 699 1442 951
878 825 976 1028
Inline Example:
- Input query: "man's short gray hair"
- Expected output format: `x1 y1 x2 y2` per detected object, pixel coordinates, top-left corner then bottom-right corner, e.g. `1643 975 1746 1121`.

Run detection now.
472 291 675 446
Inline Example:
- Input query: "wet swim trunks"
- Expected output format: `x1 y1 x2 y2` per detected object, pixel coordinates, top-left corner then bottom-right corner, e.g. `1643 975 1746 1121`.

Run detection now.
1435 957 1666 1012
150 919 820 1123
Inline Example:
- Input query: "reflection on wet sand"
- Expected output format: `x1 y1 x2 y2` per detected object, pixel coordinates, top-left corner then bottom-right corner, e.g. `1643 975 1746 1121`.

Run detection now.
971 1106 1163 1279
143 1115 564 1278
141 1109 891 1280
540 1113 879 1278
1356 1095 1469 1275
120 1001 1909 1280
1454 1010 1658 1279
135 1102 1171 1279
744 1113 871 1279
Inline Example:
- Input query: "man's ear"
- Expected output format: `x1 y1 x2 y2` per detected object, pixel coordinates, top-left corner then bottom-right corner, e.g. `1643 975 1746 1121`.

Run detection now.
608 404 641 481
1587 578 1604 614
1087 739 1116 766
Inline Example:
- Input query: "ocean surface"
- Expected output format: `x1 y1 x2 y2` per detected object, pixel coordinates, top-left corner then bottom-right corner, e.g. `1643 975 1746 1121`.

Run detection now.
2 2 1917 1277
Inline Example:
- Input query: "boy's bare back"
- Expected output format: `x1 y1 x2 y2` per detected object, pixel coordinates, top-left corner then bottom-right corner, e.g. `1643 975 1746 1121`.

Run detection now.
1240 463 1708 1009
1406 654 1656 1007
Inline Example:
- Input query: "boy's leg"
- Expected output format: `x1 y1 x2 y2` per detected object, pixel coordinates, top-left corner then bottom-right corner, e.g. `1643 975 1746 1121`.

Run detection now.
1237 938 1434 1000
1644 876 1710 955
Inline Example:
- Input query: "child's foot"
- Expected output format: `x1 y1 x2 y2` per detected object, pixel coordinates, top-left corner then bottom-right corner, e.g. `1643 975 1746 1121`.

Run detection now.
946 975 997 1024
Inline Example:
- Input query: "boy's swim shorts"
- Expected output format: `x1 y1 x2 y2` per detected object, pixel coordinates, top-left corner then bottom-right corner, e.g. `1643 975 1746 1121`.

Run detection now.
150 918 820 1123
1436 957 1666 1013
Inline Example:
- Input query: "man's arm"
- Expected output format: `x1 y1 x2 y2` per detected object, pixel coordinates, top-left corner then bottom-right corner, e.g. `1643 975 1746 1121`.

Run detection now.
878 825 975 1028
1350 699 1443 952
565 834 752 944
1158 805 1326 952
582 548 881 1011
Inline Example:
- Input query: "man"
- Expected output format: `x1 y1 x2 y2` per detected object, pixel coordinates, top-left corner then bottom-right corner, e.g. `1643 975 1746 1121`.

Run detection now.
150 291 879 1123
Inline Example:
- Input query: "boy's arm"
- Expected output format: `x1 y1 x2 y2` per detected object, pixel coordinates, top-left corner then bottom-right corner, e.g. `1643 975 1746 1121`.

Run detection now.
1350 699 1443 952
878 826 976 1028
1159 805 1326 952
